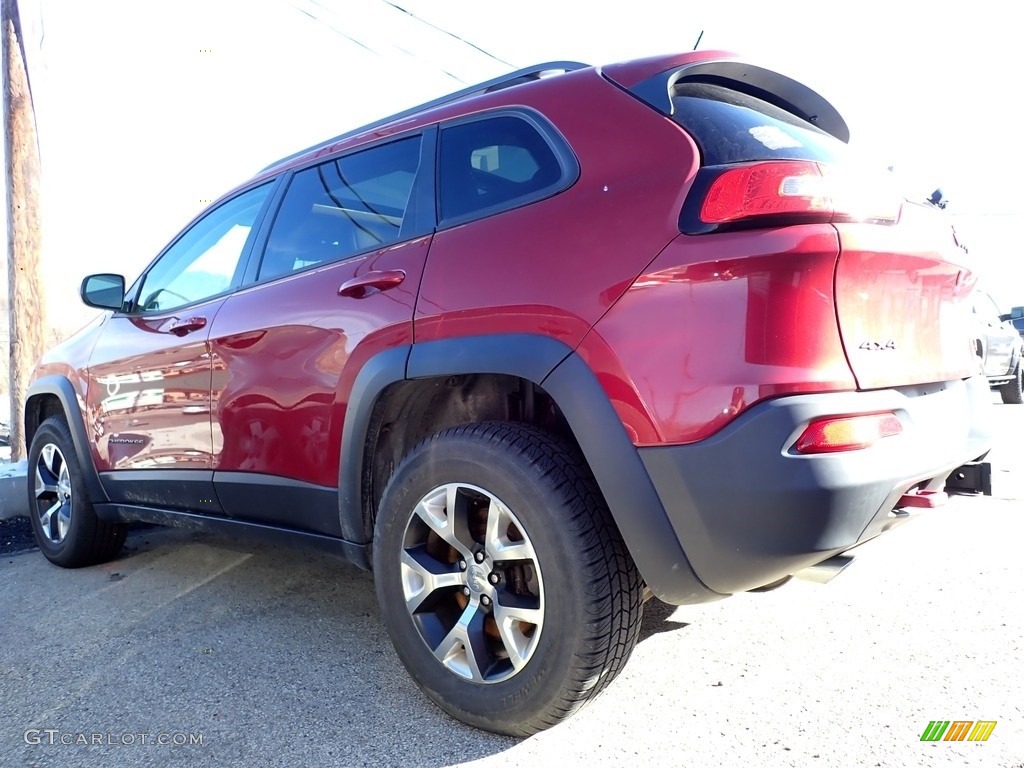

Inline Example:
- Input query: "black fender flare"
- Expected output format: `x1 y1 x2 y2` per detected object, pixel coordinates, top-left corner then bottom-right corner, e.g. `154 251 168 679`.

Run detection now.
337 333 717 603
336 334 571 542
25 375 109 503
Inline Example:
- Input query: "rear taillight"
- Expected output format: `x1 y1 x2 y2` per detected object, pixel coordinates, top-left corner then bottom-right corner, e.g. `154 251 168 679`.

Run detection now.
794 412 902 454
686 160 902 233
700 161 828 224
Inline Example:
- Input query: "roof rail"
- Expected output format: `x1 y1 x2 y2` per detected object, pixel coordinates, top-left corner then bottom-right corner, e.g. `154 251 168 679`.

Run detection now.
260 61 590 173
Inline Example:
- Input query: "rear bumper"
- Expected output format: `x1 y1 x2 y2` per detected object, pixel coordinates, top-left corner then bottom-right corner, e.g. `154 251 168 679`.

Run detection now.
638 375 993 596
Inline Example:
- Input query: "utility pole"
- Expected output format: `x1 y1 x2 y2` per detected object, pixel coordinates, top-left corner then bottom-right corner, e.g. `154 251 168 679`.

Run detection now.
2 0 45 462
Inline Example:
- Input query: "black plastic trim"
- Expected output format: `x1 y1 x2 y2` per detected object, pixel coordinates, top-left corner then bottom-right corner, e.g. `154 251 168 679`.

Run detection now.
94 503 370 570
214 471 342 537
406 333 572 383
639 376 994 595
25 376 108 503
337 336 574 543
337 346 412 542
541 353 721 605
624 59 850 143
260 62 589 173
100 470 221 513
238 170 294 286
337 335 720 605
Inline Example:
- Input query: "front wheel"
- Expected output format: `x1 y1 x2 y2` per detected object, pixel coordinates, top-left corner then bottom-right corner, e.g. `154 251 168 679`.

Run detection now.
27 416 127 567
373 422 643 735
1000 362 1023 404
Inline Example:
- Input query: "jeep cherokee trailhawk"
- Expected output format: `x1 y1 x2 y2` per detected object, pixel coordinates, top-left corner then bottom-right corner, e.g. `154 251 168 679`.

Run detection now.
25 51 992 735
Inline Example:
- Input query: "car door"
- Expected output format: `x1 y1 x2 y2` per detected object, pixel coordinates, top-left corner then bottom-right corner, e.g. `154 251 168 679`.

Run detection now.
85 182 277 511
207 132 434 536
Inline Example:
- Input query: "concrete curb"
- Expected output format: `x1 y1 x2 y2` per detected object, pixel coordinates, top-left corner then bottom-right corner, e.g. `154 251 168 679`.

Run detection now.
0 460 28 521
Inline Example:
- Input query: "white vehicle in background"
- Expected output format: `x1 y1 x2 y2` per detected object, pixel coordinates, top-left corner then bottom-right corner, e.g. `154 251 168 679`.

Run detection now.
972 290 1024 403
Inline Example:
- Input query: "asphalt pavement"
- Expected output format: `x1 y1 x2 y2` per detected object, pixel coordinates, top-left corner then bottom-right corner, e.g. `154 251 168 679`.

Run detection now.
1 398 1022 768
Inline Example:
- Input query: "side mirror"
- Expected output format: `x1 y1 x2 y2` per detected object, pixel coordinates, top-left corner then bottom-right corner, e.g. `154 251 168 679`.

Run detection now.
81 273 126 310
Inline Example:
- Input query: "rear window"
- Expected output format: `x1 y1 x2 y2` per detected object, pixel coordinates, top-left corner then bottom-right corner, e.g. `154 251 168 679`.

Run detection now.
670 82 846 166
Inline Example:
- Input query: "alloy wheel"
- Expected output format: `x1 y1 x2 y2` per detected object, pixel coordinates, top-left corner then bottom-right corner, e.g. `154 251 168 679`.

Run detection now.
34 443 73 544
399 483 544 684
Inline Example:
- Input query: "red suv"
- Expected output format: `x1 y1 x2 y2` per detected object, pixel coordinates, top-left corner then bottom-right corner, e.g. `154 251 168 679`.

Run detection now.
25 51 992 735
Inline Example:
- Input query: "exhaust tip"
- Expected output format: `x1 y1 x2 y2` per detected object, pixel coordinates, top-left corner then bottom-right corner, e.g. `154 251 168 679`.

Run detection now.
793 554 855 584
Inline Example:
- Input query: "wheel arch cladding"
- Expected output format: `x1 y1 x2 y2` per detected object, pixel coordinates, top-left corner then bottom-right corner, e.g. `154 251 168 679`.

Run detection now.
340 334 718 603
25 375 109 503
337 334 570 542
540 352 720 604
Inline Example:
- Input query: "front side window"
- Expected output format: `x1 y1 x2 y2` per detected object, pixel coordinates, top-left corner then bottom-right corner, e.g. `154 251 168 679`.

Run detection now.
137 184 272 312
439 115 565 222
258 136 422 281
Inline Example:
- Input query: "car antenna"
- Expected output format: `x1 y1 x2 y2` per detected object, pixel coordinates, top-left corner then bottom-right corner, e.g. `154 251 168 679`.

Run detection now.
693 30 704 50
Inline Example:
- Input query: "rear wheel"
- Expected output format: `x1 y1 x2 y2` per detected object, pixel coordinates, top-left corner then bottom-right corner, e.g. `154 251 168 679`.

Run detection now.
27 416 127 567
1000 362 1023 404
373 422 643 735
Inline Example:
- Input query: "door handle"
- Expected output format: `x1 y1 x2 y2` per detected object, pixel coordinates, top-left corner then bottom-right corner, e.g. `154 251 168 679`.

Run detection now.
338 270 406 299
168 316 208 336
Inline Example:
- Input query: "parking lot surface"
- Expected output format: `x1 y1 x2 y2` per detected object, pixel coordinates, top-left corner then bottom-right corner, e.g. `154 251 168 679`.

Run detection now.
1 399 1022 768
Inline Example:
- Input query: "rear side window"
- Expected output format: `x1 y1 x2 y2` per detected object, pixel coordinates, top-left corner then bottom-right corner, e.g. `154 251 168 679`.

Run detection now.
439 115 566 222
258 136 422 281
671 82 846 166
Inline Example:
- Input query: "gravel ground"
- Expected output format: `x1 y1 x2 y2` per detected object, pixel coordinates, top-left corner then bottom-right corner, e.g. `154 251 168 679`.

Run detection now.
0 515 34 556
1 399 1021 768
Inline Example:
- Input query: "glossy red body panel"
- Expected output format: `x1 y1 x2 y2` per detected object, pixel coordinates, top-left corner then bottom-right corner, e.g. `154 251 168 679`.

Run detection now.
208 237 429 487
31 315 106 444
82 301 226 470
579 226 855 445
833 205 976 390
415 70 701 346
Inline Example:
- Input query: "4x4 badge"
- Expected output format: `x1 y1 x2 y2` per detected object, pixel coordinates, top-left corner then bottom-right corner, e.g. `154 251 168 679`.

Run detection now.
859 340 897 351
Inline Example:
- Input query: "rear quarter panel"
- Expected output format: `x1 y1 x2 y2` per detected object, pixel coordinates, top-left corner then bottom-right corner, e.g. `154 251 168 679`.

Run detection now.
415 69 701 346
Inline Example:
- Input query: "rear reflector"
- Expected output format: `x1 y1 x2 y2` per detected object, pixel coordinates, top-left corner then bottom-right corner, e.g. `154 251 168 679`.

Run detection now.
696 160 901 230
794 412 902 454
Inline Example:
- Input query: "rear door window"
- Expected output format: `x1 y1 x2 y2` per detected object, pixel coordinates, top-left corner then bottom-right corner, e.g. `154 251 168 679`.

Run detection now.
258 135 423 281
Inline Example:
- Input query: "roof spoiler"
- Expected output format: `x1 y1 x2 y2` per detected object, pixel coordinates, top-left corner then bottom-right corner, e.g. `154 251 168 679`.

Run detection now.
261 61 590 173
625 59 849 143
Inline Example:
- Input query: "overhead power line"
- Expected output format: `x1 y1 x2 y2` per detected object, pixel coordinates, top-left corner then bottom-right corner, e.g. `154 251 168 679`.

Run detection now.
289 1 377 54
287 0 469 84
376 0 517 69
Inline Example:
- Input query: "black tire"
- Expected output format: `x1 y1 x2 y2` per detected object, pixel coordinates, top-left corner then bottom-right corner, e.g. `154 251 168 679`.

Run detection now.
1000 363 1023 404
27 416 127 567
373 422 643 736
